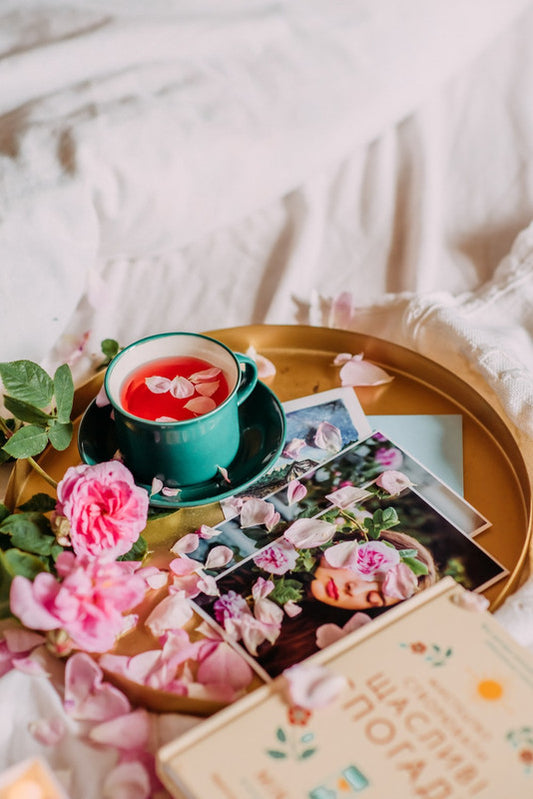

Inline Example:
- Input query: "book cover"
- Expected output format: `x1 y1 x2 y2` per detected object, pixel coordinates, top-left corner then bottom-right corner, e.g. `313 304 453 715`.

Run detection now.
157 578 533 798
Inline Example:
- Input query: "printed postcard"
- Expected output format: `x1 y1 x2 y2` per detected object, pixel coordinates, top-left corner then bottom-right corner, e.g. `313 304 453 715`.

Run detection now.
191 432 505 681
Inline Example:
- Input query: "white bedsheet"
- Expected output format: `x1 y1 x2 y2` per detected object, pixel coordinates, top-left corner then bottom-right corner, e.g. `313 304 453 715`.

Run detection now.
2 2 533 797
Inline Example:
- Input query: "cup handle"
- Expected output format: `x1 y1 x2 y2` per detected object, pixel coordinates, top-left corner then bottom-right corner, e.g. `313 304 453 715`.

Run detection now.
236 354 258 405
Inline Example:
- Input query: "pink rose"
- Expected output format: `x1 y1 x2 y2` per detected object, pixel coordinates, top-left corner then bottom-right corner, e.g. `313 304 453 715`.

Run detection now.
56 461 149 559
350 541 400 580
10 552 147 653
382 562 418 600
374 447 403 469
253 539 299 575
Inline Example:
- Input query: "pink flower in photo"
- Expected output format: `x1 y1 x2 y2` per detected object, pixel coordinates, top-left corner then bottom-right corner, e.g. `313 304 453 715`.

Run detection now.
374 446 403 470
56 460 149 559
325 540 400 580
10 552 147 653
382 562 418 600
213 591 250 627
374 469 414 496
253 539 299 575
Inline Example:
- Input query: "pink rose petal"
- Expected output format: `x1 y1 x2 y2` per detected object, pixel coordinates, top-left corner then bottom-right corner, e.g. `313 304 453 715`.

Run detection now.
283 663 347 709
64 652 131 721
170 533 200 555
184 396 216 415
245 345 276 379
198 524 222 540
145 376 172 394
195 381 220 397
13 656 49 677
28 717 66 746
283 437 306 459
314 421 342 453
189 367 222 383
197 641 254 692
4 628 46 653
325 485 372 508
284 517 337 549
239 497 279 530
169 376 194 399
89 708 151 750
145 595 193 637
374 469 414 495
287 479 307 505
452 590 490 612
204 546 234 570
102 760 151 799
339 355 394 386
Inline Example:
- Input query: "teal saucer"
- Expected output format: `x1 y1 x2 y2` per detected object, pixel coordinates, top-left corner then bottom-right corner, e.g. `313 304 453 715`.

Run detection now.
77 381 286 508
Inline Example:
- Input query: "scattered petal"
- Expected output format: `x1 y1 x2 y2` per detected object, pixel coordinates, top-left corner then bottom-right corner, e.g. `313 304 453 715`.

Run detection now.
89 708 151 750
64 652 131 721
283 438 306 459
102 760 151 799
171 533 200 555
145 376 172 394
3 628 46 653
204 546 234 570
198 524 222 540
239 497 279 530
284 601 302 618
170 376 195 399
13 656 49 677
382 562 418 600
195 381 220 397
145 595 194 637
184 396 216 415
284 517 337 549
150 477 164 496
156 416 179 423
287 479 307 505
452 590 490 612
325 485 372 509
196 573 220 596
162 486 181 496
197 641 254 692
314 421 342 453
333 352 355 366
28 716 66 746
339 355 394 387
246 345 276 379
374 469 414 496
189 367 221 383
216 465 231 483
283 663 347 709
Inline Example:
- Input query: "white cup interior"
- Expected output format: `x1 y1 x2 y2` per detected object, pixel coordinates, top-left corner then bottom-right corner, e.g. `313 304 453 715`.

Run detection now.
105 334 238 409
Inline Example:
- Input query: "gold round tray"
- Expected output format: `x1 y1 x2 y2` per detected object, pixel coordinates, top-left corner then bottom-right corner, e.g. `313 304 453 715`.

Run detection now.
5 324 532 713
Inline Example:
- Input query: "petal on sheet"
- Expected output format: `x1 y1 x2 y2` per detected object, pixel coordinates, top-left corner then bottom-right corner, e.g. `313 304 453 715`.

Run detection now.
314 421 342 453
204 546 234 570
196 641 254 691
198 524 222 540
184 396 216 415
339 356 394 386
287 479 307 505
284 517 337 549
64 652 131 722
170 533 200 555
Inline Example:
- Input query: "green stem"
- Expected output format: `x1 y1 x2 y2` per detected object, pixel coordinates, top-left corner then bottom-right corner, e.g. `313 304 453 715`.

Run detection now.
27 457 57 490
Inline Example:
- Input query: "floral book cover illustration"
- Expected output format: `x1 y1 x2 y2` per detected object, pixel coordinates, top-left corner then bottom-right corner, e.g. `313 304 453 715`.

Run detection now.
157 578 533 798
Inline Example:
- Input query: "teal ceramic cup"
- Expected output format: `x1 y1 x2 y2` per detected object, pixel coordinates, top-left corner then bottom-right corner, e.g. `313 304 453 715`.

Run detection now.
104 332 258 487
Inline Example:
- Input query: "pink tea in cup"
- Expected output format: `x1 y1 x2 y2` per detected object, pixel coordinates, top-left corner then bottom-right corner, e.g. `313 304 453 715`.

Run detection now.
120 356 230 421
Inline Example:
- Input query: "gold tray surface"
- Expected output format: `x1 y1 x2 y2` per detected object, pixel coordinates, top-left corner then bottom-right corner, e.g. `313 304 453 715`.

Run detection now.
6 324 532 712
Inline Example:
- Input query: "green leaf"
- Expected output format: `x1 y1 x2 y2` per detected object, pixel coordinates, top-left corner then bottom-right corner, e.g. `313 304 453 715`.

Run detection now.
1 511 53 550
401 556 429 576
0 360 54 407
1 425 48 458
269 577 304 605
2 395 51 425
0 504 9 524
117 535 148 562
100 339 120 364
53 364 74 424
266 750 287 759
276 727 287 742
300 749 317 759
18 493 57 513
47 419 73 451
2 547 49 579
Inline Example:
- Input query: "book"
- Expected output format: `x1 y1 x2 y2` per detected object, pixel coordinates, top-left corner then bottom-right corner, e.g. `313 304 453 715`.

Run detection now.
157 577 533 798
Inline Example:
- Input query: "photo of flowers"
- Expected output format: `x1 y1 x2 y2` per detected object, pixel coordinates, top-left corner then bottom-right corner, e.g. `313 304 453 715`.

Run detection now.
190 431 507 681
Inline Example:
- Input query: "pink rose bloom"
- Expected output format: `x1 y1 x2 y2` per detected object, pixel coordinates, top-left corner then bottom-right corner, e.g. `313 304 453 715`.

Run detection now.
56 461 149 559
382 562 418 600
374 447 403 469
10 552 147 653
350 540 400 580
253 539 299 575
